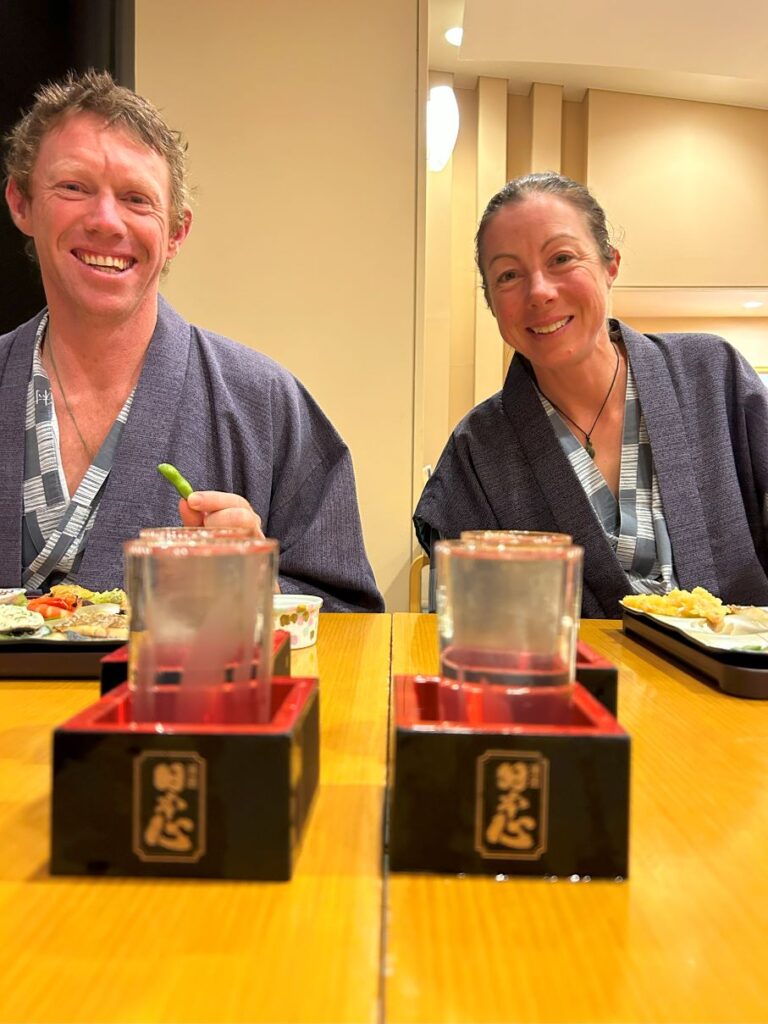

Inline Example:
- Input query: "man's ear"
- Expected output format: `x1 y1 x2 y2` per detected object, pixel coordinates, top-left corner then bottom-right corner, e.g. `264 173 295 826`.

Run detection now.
167 204 192 260
5 178 33 236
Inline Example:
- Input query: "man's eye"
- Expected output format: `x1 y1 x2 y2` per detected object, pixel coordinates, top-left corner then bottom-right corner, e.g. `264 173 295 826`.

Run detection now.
126 193 151 206
60 182 83 193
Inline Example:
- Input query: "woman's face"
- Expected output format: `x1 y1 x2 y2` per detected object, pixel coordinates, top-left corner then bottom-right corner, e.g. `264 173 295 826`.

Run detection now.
479 193 620 371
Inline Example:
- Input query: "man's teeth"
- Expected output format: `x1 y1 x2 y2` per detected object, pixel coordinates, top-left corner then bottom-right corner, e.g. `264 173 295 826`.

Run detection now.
78 252 132 271
531 317 569 335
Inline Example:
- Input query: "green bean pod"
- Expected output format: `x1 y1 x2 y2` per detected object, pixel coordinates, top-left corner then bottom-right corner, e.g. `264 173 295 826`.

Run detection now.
157 463 194 500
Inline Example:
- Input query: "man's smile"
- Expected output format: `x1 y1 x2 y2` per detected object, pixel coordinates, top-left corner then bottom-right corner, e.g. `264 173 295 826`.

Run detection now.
72 249 136 273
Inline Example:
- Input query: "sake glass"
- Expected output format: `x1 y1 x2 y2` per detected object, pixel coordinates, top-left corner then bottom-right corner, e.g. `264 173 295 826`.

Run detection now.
434 539 583 724
124 536 277 726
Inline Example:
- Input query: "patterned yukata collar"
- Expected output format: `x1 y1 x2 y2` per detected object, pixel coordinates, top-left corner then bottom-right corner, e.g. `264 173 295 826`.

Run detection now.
537 357 677 595
22 314 137 590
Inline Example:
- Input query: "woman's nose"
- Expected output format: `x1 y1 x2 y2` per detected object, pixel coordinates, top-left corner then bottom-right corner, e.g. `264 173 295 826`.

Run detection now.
527 269 557 305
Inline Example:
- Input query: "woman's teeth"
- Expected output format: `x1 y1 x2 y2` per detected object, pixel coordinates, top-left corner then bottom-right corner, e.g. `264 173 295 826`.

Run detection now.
530 317 569 335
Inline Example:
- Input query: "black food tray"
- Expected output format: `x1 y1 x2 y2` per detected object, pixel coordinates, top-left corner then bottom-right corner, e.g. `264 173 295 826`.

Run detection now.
0 639 124 680
622 609 768 699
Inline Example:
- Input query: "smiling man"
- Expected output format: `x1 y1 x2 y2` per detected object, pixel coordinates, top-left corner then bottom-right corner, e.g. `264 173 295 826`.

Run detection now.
0 70 382 610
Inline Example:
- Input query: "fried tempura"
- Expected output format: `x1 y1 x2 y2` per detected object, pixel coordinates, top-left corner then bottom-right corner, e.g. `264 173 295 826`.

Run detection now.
622 587 727 627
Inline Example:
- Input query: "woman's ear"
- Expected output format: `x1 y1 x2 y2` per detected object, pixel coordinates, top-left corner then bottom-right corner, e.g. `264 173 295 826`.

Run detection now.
606 246 621 287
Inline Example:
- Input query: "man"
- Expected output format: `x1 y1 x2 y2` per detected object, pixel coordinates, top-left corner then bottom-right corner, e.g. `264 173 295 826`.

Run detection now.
0 70 383 611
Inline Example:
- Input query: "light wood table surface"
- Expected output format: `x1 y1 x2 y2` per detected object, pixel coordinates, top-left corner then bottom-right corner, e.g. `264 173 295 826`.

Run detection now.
387 613 768 1024
0 613 391 1024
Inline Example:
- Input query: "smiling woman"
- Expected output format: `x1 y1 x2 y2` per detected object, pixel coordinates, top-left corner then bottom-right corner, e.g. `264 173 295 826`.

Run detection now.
413 171 768 617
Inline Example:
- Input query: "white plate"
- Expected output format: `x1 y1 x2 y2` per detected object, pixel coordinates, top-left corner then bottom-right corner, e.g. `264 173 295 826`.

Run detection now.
0 588 25 606
639 609 768 655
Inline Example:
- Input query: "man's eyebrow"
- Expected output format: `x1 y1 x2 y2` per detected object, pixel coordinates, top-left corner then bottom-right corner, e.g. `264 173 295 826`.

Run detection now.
488 231 581 266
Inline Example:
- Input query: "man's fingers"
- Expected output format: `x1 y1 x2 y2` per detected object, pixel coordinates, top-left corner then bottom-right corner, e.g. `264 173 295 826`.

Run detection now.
202 506 265 536
186 490 253 514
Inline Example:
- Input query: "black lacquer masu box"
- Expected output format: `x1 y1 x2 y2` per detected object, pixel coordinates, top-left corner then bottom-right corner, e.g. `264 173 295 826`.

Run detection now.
51 676 319 881
389 677 630 879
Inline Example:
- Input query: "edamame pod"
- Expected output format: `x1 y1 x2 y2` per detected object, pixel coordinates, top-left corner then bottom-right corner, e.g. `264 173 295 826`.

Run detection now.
157 463 194 500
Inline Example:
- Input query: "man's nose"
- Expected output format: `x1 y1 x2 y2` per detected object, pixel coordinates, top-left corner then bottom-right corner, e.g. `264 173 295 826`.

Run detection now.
84 191 126 234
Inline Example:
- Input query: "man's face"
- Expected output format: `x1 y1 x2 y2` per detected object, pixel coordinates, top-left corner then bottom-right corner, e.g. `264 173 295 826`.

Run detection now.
5 111 191 329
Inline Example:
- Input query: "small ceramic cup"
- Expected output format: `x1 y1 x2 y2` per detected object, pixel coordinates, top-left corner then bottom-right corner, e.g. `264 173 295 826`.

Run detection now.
273 594 324 649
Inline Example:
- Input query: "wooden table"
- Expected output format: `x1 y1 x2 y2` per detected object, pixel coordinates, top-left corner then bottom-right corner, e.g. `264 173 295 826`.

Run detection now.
387 613 768 1024
0 614 391 1024
4 613 768 1024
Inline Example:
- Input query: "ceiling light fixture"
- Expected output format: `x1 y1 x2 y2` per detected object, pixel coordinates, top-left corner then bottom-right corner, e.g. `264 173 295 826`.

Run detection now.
444 26 463 47
427 85 460 173
743 300 763 309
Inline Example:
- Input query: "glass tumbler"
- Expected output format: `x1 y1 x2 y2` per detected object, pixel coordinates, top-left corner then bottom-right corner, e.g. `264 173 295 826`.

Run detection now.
434 539 583 724
124 536 277 725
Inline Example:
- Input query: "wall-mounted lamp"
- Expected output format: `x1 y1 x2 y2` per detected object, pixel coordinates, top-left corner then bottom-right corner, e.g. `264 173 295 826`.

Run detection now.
444 26 463 46
427 85 460 173
743 300 763 309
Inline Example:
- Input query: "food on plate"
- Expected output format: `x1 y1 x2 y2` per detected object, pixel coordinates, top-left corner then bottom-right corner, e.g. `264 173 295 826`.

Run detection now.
0 606 45 636
0 587 130 641
0 588 26 606
622 587 727 627
50 604 129 640
711 606 768 635
48 584 127 607
157 462 194 499
48 584 95 603
88 588 127 607
27 595 77 620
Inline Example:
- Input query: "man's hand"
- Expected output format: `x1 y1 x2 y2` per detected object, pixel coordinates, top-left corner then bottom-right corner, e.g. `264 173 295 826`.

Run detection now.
179 491 265 537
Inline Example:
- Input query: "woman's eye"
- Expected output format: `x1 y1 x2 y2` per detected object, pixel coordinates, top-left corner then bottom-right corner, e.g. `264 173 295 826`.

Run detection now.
552 252 574 266
60 182 83 193
497 269 517 283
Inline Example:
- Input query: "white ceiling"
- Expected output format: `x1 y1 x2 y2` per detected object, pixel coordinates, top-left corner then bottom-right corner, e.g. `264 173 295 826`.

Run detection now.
430 0 768 109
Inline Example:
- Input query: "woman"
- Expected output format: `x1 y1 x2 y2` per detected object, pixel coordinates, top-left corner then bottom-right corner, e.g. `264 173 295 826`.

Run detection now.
414 172 768 617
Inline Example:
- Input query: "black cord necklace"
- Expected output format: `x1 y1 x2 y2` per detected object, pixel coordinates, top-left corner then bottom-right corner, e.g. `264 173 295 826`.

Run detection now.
540 343 621 459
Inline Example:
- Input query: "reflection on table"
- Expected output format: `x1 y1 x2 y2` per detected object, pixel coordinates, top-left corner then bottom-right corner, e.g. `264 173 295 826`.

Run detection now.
387 613 768 1024
0 614 390 1024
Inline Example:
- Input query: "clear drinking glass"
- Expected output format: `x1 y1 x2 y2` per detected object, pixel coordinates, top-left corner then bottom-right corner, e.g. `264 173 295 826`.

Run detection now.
460 529 573 546
124 536 277 725
434 539 583 724
139 526 261 541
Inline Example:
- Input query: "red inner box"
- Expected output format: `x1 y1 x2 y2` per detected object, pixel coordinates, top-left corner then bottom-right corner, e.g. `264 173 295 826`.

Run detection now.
394 676 625 735
576 640 614 670
58 677 316 735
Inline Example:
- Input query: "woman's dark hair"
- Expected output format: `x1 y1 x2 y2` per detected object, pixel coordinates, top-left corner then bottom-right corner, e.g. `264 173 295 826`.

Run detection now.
475 172 616 306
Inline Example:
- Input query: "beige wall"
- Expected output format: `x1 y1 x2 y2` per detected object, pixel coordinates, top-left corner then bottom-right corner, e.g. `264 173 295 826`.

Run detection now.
627 317 768 366
136 0 421 609
425 79 768 441
586 90 768 287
